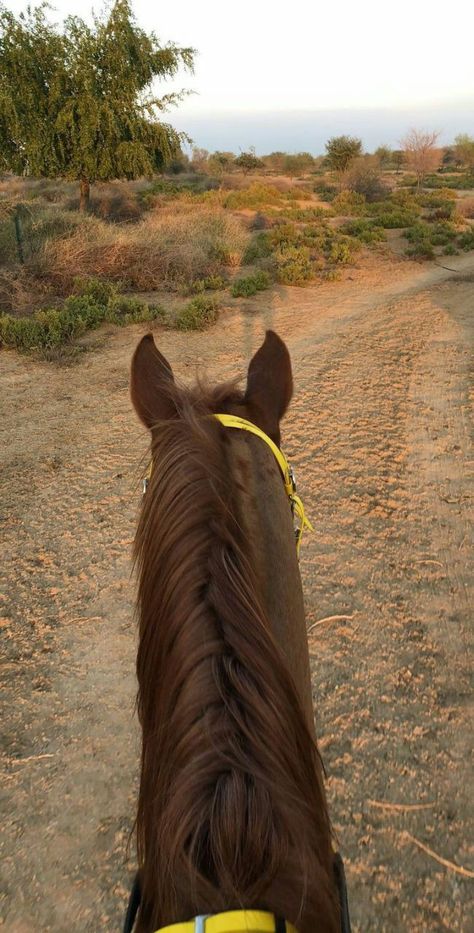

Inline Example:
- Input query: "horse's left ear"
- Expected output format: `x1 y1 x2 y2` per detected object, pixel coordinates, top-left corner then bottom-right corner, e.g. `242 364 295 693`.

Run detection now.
245 330 293 444
131 334 176 429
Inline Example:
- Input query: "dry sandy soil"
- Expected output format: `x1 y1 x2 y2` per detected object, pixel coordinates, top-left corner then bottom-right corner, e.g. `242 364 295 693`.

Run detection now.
1 252 473 931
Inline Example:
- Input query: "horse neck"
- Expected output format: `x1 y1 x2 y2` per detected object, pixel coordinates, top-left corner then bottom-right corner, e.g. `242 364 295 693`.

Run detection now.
225 431 316 734
134 418 338 933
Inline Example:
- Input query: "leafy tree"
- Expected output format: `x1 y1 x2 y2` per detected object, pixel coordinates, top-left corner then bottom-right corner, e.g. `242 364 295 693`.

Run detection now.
401 128 440 190
325 135 362 173
282 152 315 176
0 1 194 209
262 151 286 173
374 145 391 167
392 150 405 174
234 150 263 174
190 147 209 173
208 151 235 176
454 133 474 171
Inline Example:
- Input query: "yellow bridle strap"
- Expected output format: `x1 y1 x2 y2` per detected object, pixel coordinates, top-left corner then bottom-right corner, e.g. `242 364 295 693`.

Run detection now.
154 909 298 933
214 414 313 555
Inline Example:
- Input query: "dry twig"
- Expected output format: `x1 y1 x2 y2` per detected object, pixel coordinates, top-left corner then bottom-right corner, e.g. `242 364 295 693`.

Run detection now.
307 614 354 634
369 799 435 813
402 831 474 879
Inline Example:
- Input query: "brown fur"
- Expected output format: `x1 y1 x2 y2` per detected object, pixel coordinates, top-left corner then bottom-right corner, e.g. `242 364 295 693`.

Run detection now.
131 332 339 932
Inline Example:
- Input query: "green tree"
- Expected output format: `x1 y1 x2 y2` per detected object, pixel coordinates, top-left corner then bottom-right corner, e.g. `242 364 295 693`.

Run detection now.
0 1 194 210
325 135 362 173
392 150 405 174
374 145 391 167
282 152 315 176
208 151 235 176
234 150 263 174
454 134 474 171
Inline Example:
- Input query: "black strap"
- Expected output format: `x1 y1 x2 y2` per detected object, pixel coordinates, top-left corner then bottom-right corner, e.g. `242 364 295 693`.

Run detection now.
333 852 351 933
123 872 141 933
274 919 287 933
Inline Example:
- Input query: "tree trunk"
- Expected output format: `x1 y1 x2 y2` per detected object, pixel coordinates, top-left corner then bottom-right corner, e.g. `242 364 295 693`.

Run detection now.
79 177 90 212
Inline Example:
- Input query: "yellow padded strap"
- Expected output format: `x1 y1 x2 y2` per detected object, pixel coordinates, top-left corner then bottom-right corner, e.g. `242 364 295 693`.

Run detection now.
155 909 298 932
214 414 313 555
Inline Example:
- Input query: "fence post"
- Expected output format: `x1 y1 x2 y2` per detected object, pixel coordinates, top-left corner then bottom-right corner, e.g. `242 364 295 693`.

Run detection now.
14 206 25 264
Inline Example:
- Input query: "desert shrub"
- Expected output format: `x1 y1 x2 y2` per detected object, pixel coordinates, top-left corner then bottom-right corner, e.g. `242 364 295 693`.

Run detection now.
422 173 474 190
276 206 326 221
222 184 284 210
231 270 270 297
405 241 435 260
174 295 220 330
332 190 367 216
429 222 458 246
314 182 337 202
37 207 248 291
443 243 458 256
328 237 354 264
242 232 273 263
284 186 312 201
189 274 228 293
457 228 474 250
274 246 313 285
367 203 419 227
345 163 389 202
416 189 458 206
268 223 301 250
404 223 435 259
0 283 163 351
341 219 385 244
456 198 474 220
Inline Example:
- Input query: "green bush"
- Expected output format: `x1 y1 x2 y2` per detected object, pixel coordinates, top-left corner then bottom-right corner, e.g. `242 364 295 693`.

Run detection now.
423 173 474 190
368 206 419 228
242 232 273 264
314 182 337 202
457 228 474 250
231 270 270 297
189 274 228 293
328 237 354 264
341 219 385 244
405 241 435 260
274 246 313 285
222 184 284 210
443 243 458 256
175 295 220 330
0 284 163 351
332 190 367 216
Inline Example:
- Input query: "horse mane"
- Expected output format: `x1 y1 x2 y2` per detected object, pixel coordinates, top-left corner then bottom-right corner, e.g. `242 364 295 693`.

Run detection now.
133 376 339 933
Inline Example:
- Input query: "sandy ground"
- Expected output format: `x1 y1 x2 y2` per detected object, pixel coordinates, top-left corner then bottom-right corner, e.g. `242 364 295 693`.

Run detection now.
1 253 473 932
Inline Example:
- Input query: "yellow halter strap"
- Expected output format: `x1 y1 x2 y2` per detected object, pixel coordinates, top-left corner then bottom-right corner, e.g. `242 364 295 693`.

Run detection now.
214 414 313 556
154 908 298 933
143 414 313 556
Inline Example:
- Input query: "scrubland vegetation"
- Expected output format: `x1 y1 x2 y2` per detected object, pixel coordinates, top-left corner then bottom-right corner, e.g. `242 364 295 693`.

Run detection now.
1 2 473 354
1 145 473 352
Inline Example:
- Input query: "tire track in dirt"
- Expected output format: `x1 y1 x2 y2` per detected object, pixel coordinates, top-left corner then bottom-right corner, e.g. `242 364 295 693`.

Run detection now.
1 254 473 931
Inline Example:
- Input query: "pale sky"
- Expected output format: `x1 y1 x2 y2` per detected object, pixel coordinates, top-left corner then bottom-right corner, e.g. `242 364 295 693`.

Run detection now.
6 0 474 149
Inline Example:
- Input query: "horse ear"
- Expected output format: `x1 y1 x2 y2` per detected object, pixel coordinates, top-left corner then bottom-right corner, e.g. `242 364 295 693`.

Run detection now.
131 334 176 429
245 330 293 443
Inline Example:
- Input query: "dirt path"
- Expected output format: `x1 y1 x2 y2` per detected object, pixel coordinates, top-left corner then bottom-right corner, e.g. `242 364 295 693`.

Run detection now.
1 254 473 931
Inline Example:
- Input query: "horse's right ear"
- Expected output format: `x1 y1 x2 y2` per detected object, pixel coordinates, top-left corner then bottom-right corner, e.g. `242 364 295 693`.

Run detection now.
131 334 176 429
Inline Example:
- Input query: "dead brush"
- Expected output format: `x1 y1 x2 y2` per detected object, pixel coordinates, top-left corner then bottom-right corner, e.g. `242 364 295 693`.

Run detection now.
36 205 248 292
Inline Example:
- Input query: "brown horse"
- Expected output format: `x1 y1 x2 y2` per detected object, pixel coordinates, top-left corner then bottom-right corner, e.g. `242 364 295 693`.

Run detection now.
130 330 343 933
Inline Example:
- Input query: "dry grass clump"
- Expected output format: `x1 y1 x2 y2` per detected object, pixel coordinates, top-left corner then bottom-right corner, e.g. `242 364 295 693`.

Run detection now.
36 205 249 292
